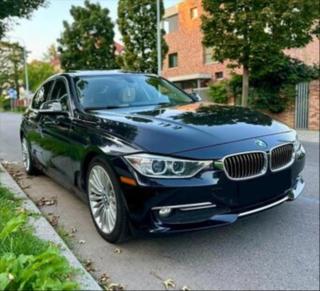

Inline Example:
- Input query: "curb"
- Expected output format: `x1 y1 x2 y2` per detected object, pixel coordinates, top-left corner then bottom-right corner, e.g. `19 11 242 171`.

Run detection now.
0 163 102 291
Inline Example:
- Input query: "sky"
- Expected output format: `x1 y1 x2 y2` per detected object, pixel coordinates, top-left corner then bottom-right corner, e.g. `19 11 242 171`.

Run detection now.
6 0 181 61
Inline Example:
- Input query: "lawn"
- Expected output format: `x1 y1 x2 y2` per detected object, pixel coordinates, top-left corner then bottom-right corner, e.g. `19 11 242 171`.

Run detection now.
0 184 79 290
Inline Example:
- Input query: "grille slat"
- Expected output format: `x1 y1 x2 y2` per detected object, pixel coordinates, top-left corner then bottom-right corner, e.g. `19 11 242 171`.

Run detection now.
270 144 294 172
223 152 266 180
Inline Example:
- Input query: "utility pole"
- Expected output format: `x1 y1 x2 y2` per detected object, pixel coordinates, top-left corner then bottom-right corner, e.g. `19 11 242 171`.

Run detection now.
157 0 161 76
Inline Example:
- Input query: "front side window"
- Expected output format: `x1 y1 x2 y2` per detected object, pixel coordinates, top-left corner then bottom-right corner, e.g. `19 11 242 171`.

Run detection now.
74 74 193 110
32 80 54 109
50 78 69 111
168 53 178 68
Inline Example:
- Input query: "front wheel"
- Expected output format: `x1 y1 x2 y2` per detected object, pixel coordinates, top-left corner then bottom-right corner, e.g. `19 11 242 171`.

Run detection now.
86 156 129 243
21 137 38 175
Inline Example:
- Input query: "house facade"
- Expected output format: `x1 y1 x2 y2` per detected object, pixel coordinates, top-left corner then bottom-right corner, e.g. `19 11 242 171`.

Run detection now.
161 0 319 130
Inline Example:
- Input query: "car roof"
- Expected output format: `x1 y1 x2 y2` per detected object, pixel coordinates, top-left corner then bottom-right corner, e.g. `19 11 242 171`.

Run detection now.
60 70 157 78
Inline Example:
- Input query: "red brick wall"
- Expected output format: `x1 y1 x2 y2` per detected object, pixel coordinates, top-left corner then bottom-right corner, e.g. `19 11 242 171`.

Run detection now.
162 0 236 81
308 80 320 130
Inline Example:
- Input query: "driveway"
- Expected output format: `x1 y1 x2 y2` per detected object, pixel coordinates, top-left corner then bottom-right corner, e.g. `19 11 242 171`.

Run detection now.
0 112 319 290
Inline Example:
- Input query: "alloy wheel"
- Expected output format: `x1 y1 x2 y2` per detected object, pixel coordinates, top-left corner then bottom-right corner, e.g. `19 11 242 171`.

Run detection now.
88 165 117 234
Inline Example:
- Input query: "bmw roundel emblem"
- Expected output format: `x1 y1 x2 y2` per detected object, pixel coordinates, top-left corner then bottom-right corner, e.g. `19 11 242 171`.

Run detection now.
255 139 267 148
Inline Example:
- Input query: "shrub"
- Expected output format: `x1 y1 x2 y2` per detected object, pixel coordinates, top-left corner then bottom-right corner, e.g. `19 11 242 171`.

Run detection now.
229 57 319 113
208 80 229 104
0 185 79 291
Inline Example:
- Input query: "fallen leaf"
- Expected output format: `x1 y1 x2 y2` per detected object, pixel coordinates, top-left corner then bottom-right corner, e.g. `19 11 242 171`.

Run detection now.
85 259 95 272
182 286 191 291
36 197 57 207
99 273 124 291
78 239 86 244
163 278 176 289
113 248 121 254
48 215 59 226
71 227 78 233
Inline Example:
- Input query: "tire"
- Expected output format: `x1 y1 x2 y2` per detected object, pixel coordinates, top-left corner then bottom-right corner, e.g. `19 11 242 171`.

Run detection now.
86 156 130 243
21 137 38 175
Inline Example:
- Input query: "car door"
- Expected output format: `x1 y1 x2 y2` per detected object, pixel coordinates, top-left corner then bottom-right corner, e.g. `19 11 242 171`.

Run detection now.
39 77 75 186
25 80 54 167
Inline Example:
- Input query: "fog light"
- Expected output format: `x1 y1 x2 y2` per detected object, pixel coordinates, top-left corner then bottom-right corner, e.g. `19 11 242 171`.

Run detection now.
159 208 172 217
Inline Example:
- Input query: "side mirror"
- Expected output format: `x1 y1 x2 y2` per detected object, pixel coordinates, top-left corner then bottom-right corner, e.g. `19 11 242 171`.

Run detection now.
190 91 202 102
39 100 67 114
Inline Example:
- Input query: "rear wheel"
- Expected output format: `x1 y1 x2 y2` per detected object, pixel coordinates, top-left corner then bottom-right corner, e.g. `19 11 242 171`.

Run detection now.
86 156 129 243
21 137 38 175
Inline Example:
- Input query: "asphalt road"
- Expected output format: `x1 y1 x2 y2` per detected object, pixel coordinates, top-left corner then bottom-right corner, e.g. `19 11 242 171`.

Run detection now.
0 112 319 290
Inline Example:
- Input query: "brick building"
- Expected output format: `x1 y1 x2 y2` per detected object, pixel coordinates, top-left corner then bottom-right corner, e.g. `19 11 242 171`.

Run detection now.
162 0 319 130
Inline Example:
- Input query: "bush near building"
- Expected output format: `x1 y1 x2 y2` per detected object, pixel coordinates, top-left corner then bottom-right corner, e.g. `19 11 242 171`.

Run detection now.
209 57 319 113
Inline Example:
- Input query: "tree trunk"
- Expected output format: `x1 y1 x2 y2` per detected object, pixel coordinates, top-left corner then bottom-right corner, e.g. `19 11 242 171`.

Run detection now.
241 65 249 107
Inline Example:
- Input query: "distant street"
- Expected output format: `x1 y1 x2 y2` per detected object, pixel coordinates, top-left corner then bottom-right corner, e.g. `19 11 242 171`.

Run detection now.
0 111 319 290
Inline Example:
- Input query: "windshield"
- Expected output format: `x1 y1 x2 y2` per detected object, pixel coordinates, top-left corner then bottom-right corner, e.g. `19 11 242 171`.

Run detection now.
74 74 194 109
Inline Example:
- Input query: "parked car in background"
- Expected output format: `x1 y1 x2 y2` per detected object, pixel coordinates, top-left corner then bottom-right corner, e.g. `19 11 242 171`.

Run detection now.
20 71 305 243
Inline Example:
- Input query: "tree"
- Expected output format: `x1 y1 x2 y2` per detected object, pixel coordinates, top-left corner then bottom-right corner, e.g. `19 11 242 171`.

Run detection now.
24 60 56 92
201 0 320 107
118 0 168 74
0 0 46 39
0 41 24 99
57 0 116 71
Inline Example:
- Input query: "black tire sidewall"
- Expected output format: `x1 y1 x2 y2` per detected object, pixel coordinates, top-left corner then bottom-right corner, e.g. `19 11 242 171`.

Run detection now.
86 156 128 243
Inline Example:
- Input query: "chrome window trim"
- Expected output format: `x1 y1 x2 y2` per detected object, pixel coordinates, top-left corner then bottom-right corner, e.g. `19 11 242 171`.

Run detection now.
269 142 295 173
216 150 268 181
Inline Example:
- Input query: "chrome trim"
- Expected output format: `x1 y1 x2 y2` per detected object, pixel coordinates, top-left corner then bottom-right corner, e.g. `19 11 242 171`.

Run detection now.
270 142 295 172
288 176 305 201
217 150 268 181
238 196 289 217
152 202 215 211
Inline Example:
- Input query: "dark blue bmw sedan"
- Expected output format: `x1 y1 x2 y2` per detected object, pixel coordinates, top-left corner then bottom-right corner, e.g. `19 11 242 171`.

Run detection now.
20 71 305 243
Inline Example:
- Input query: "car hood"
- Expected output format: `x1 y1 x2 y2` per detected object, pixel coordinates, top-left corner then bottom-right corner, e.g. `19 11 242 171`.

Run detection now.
92 102 292 154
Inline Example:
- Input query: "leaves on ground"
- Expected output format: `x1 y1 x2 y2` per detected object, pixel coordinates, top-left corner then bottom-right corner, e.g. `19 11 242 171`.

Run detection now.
36 196 57 207
78 239 86 244
163 278 176 289
181 286 191 291
84 259 95 272
99 273 124 291
113 248 122 254
48 215 59 227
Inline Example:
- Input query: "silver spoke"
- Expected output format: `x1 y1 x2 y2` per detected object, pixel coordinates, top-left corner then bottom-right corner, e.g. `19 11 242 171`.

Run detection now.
88 165 117 234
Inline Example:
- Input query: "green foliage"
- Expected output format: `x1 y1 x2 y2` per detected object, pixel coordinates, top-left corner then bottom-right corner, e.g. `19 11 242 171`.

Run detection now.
201 0 320 104
229 57 319 113
0 0 46 38
57 0 116 70
208 80 229 104
0 41 24 99
0 98 10 111
24 60 56 92
0 185 79 290
118 0 168 73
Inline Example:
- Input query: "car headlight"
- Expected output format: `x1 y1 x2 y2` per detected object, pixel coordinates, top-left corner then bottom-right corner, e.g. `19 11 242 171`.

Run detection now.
124 154 212 178
293 135 302 152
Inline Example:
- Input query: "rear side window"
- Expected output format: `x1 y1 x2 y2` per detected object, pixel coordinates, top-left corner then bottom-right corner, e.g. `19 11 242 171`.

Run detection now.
32 81 54 109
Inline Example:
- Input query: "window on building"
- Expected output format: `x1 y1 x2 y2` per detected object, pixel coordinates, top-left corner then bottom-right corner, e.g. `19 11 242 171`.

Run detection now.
168 53 178 68
164 14 178 33
215 71 224 80
190 7 198 19
203 46 215 64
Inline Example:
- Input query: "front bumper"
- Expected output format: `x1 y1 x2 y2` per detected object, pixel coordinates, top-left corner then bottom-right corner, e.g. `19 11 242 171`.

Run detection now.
147 175 304 234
